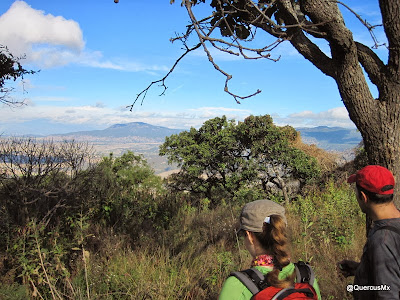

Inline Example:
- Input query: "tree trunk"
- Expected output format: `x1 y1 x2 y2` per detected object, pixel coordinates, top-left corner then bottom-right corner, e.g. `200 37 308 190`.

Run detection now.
184 0 400 209
336 55 400 210
360 87 400 205
272 176 290 204
294 0 400 209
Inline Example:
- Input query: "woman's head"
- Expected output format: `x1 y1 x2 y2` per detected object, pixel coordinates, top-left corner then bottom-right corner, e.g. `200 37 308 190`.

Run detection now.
238 200 293 288
237 199 287 234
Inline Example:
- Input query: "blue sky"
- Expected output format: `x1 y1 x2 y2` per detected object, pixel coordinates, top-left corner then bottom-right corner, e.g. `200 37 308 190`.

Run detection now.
0 0 385 135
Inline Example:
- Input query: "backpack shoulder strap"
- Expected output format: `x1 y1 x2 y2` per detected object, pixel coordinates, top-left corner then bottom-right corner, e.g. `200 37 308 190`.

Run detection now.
294 261 315 286
230 268 266 295
373 225 400 235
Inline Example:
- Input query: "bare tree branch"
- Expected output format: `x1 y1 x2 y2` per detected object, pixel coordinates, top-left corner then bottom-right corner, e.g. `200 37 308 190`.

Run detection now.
130 0 386 107
184 0 264 104
127 42 201 111
334 0 384 49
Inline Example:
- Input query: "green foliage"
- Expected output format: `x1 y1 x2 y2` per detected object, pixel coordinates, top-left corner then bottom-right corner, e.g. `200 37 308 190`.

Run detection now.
317 181 364 246
69 244 238 300
160 115 320 206
0 284 27 300
0 140 171 297
206 251 234 287
287 180 365 299
232 185 266 206
86 151 165 239
8 220 78 298
0 135 364 300
64 180 362 300
289 179 364 252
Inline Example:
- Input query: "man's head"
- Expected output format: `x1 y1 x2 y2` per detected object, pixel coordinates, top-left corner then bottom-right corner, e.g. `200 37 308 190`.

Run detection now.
348 165 395 204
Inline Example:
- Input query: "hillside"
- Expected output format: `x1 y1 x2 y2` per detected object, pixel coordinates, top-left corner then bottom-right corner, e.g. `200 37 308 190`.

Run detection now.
57 122 183 140
45 122 183 174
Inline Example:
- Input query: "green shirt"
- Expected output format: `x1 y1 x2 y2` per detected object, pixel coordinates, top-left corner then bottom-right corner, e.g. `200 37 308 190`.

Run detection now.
218 263 322 300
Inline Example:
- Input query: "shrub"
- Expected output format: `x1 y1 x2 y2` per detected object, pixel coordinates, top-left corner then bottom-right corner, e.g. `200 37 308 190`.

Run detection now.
287 179 365 299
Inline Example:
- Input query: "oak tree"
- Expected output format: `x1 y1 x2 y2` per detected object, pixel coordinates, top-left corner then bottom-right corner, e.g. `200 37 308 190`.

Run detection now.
127 0 400 207
159 115 319 205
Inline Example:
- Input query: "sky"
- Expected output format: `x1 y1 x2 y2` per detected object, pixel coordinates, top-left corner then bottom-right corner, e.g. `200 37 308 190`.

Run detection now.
0 0 386 135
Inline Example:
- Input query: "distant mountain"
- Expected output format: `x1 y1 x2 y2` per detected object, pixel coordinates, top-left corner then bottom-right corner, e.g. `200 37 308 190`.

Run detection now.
52 123 362 152
296 126 362 151
9 123 362 173
56 122 183 141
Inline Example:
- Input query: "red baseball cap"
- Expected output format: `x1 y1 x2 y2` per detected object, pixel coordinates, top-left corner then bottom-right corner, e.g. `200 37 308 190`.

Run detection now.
347 165 395 195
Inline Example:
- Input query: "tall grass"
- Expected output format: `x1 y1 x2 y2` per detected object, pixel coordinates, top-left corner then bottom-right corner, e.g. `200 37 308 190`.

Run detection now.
287 179 365 299
1 180 366 299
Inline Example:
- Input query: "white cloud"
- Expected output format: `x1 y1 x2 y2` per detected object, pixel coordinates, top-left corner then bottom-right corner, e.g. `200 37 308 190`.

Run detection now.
186 106 251 122
0 103 356 136
0 1 169 72
273 107 356 128
94 102 105 108
0 104 251 135
189 106 250 114
78 51 169 72
0 1 84 64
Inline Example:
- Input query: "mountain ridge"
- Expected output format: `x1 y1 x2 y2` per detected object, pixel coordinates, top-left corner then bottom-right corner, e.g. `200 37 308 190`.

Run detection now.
48 122 362 152
297 126 361 151
3 122 362 173
55 122 183 140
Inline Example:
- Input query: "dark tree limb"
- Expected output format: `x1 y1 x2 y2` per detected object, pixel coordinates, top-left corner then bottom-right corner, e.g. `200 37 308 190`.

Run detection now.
335 0 384 49
355 42 386 87
127 42 202 111
378 0 400 80
130 0 386 111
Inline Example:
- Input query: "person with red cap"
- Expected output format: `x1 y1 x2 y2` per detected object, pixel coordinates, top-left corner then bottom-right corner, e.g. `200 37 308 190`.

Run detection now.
338 165 400 299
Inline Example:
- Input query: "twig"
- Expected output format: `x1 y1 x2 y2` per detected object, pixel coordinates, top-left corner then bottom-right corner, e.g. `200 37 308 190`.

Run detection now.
185 0 262 104
64 276 77 299
131 0 336 108
34 229 59 299
334 0 384 48
127 42 201 111
30 279 45 300
82 246 91 300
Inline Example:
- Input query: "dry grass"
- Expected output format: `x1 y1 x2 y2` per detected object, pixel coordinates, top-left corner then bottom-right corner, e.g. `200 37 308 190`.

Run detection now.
292 134 339 174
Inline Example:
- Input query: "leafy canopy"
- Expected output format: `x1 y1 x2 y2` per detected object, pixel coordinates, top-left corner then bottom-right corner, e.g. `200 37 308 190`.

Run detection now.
160 115 320 205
